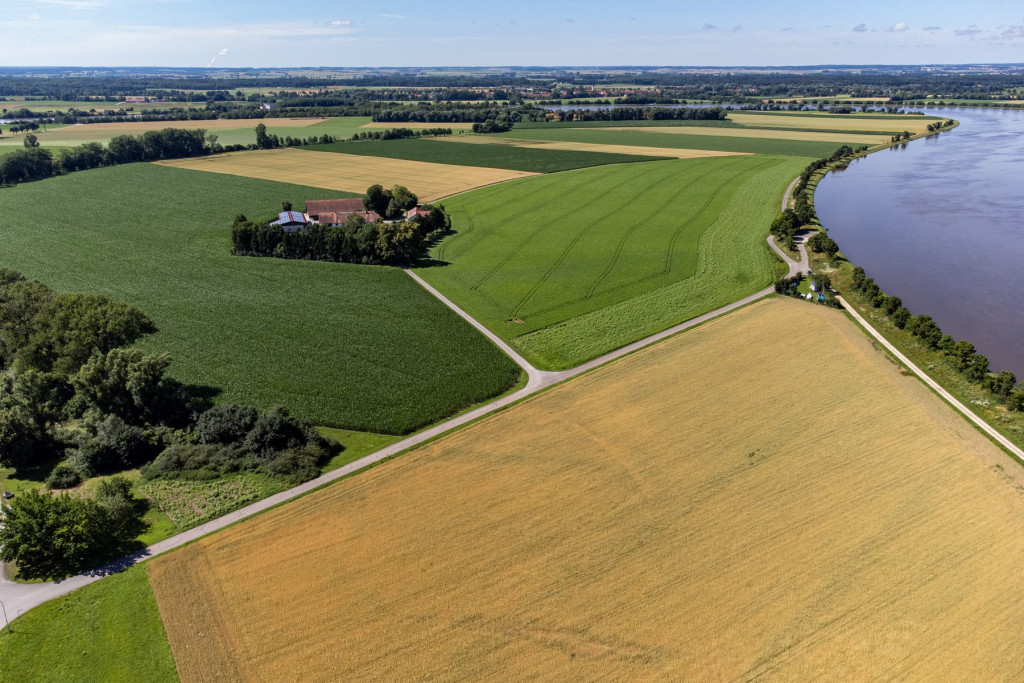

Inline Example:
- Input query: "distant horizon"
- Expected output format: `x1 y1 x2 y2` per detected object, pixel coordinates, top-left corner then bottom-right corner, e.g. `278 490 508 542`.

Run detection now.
3 63 1024 72
3 0 1023 68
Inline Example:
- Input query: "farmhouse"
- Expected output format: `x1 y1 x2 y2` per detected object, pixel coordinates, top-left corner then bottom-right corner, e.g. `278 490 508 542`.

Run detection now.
123 96 148 104
405 207 432 220
269 210 309 233
305 198 365 223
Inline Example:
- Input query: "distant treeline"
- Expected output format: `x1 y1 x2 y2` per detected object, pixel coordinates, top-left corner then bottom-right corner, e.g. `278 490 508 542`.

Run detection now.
0 127 214 185
544 106 728 123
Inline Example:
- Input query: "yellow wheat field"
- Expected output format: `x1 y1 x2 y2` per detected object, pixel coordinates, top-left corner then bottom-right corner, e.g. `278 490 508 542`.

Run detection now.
149 297 1024 681
727 112 935 133
153 148 537 201
435 135 748 159
598 125 889 145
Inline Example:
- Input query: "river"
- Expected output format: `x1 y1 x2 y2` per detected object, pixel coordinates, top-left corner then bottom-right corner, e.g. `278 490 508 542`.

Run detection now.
815 106 1024 379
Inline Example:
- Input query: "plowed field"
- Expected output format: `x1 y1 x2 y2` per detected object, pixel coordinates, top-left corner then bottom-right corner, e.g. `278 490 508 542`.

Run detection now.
150 297 1024 680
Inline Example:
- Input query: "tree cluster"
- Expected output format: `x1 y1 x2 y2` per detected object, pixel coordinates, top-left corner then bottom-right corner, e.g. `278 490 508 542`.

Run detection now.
0 270 339 578
0 476 145 579
849 267 1023 409
231 187 450 266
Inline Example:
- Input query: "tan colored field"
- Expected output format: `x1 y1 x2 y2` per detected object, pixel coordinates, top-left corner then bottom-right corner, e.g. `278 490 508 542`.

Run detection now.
598 125 888 145
359 121 477 130
149 297 1024 681
154 148 537 201
728 112 934 133
436 135 748 159
3 118 325 145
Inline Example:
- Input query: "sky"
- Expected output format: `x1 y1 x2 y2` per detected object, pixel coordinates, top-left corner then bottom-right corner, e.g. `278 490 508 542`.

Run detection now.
2 0 1023 67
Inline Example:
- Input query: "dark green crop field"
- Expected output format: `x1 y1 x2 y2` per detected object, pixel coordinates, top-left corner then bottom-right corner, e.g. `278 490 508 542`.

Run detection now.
417 155 809 369
0 565 177 682
496 128 854 157
512 118 742 129
304 137 669 172
0 164 520 433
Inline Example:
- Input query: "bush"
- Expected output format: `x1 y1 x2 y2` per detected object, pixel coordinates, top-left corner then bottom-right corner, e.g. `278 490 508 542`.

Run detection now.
45 461 83 489
244 406 319 458
263 444 327 485
74 415 153 474
196 404 258 445
140 442 252 480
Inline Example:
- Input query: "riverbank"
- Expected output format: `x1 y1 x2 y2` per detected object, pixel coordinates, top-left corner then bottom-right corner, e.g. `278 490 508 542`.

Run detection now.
804 114 1024 457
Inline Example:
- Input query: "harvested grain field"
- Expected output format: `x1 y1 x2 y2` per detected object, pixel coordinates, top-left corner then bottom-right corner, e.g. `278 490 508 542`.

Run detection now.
154 148 538 201
728 112 935 133
149 297 1024 681
599 125 888 145
436 134 749 159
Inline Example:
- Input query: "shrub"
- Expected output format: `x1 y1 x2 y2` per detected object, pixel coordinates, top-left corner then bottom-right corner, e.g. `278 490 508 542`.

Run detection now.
197 404 258 445
45 461 83 489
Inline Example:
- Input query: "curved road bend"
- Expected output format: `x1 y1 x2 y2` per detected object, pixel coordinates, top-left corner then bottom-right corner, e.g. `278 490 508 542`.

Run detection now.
0 204 809 619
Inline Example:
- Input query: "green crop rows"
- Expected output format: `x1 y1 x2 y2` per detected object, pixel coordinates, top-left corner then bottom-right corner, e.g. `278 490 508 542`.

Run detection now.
304 137 669 172
0 164 520 433
417 155 809 369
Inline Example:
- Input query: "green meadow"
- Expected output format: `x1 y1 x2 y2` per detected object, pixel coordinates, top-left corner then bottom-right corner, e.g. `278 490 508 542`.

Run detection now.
305 136 669 172
0 164 520 433
495 127 855 157
417 155 809 368
0 565 177 683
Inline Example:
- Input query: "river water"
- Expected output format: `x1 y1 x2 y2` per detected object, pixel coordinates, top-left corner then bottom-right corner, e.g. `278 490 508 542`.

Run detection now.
815 106 1024 379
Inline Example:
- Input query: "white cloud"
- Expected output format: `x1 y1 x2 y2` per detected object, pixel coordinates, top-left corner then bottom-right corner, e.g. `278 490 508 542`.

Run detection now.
888 22 908 32
923 26 941 31
701 23 716 30
330 20 351 26
852 23 868 33
29 12 42 20
953 27 984 36
1002 25 1024 39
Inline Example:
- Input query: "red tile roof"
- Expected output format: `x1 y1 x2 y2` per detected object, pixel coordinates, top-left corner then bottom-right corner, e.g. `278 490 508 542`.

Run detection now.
305 198 365 217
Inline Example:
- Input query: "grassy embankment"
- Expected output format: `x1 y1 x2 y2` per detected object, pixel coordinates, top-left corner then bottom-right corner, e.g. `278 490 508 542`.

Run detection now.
420 155 808 369
0 565 177 682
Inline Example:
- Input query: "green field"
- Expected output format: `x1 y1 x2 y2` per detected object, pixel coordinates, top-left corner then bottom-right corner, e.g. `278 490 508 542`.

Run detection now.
0 164 520 433
417 155 808 368
514 118 742 129
495 128 858 157
213 116 372 146
304 137 669 172
0 565 177 682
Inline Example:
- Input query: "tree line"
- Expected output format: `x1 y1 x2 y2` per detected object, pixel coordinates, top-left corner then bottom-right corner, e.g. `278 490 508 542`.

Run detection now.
544 106 729 123
0 127 214 186
849 267 1023 410
0 269 338 579
231 185 451 266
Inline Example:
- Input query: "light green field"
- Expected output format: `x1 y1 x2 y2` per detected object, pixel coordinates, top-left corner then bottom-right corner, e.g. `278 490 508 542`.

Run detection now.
418 155 809 368
0 565 177 682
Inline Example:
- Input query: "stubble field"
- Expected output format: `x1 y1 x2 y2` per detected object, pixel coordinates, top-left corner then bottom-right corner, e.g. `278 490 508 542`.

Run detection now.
156 148 539 201
149 297 1024 680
